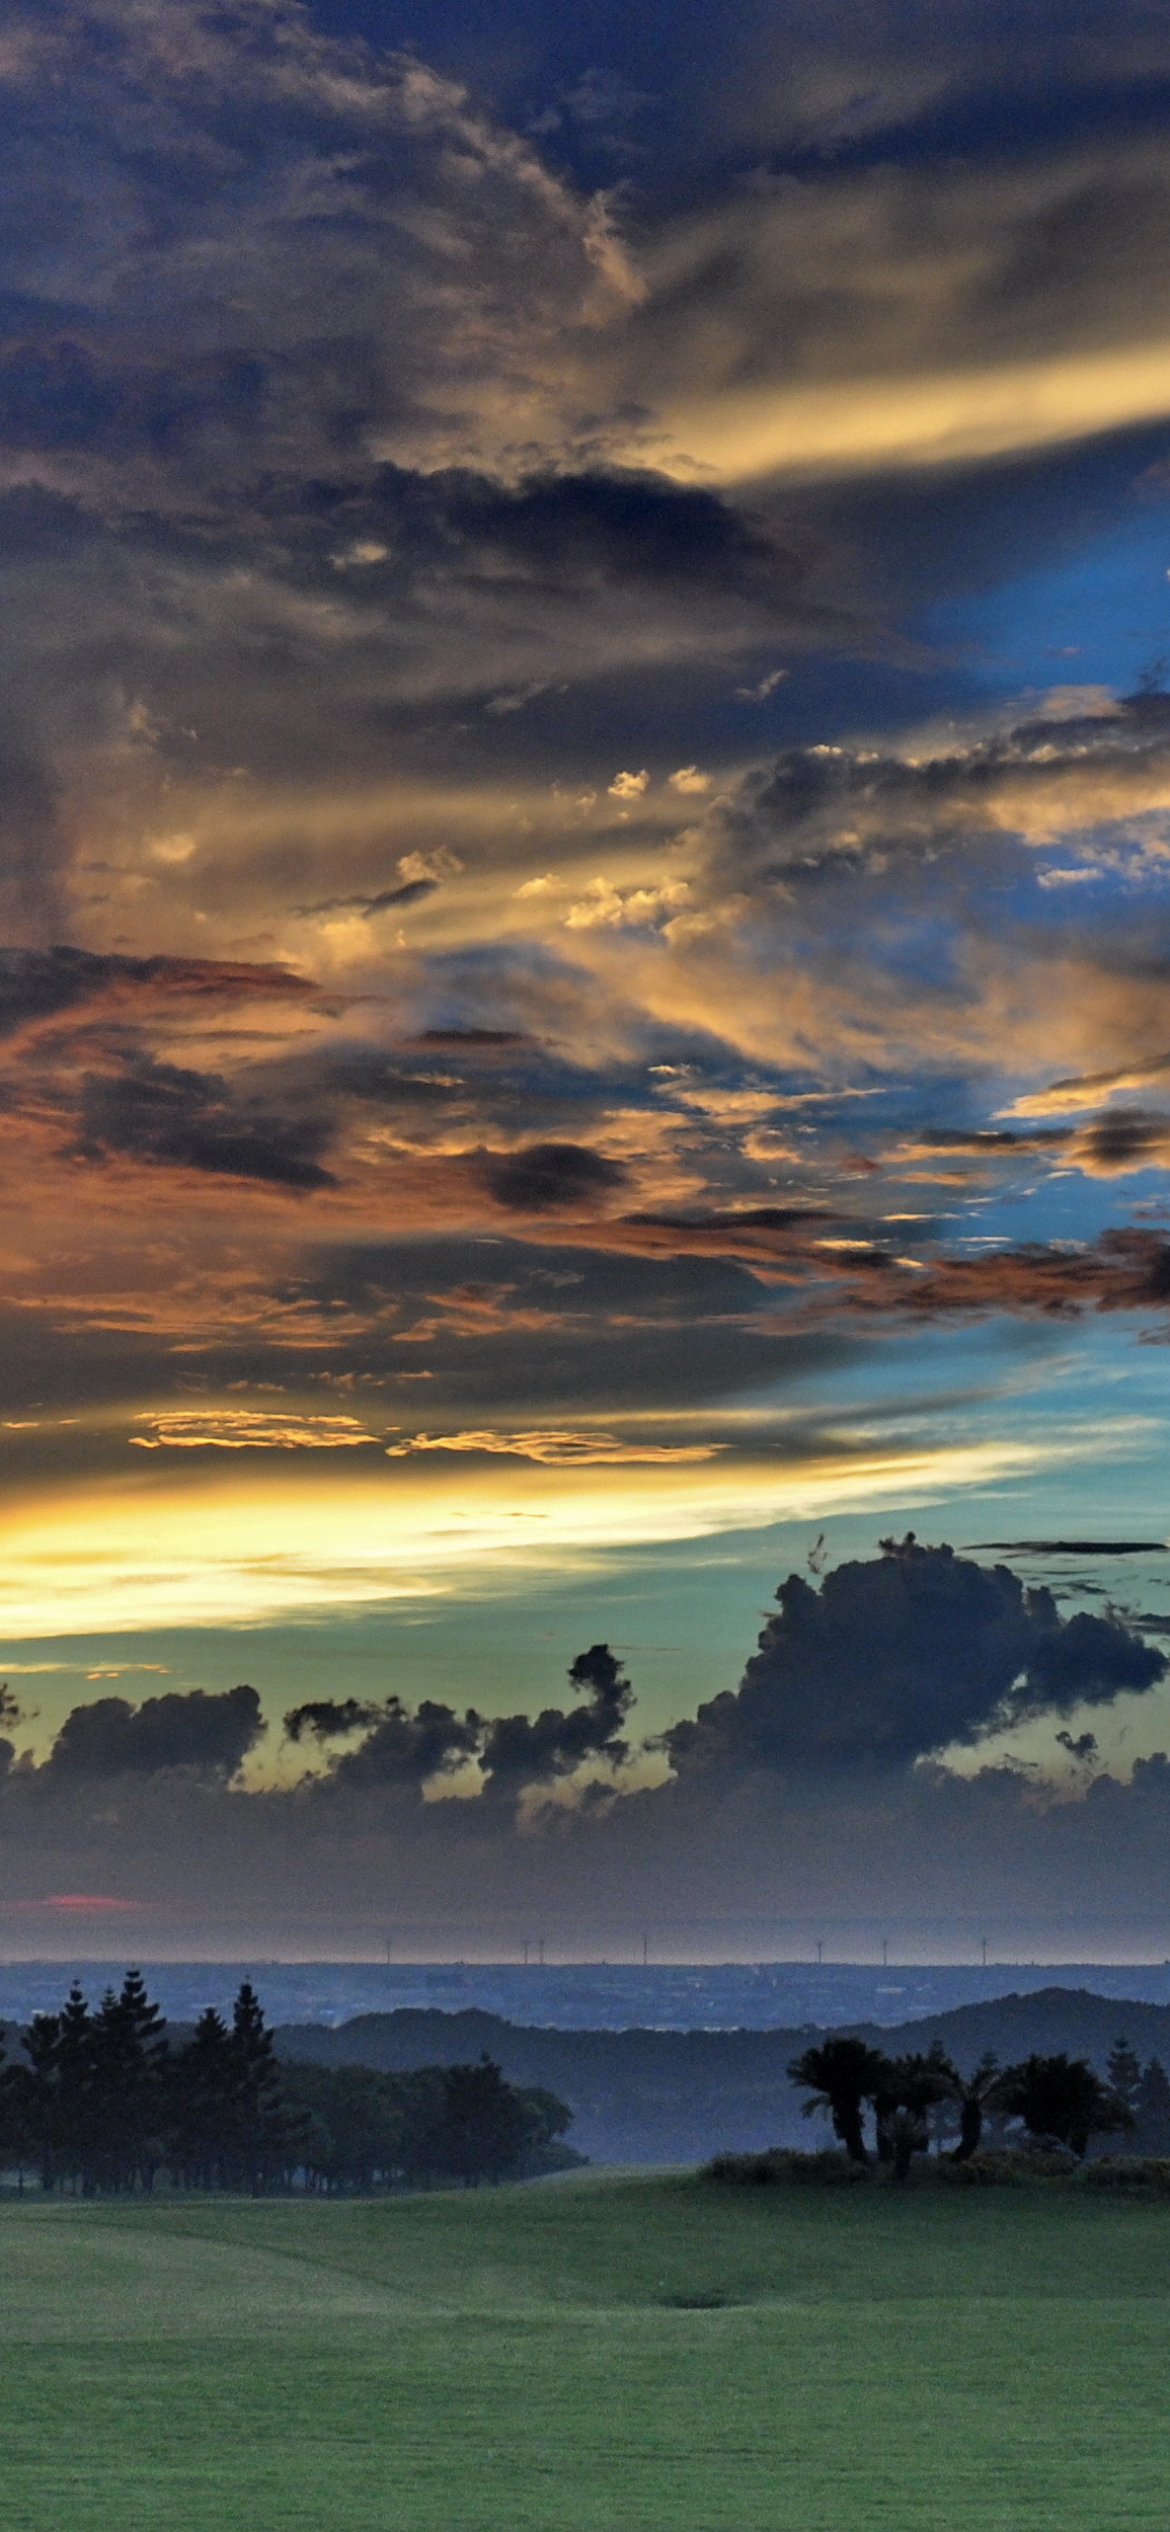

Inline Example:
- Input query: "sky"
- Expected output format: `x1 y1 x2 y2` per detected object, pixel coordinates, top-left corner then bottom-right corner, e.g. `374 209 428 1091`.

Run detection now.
9 0 1170 1957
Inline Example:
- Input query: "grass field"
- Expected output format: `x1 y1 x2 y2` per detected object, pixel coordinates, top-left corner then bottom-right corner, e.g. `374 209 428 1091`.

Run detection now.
4 2169 1170 2529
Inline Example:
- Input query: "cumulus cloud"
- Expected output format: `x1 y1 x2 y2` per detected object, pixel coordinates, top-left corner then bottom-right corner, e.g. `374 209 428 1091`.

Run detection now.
295 1697 481 1791
44 1684 264 1780
281 1642 633 1801
660 1535 1165 1778
5 1577 1170 1954
478 1643 634 1799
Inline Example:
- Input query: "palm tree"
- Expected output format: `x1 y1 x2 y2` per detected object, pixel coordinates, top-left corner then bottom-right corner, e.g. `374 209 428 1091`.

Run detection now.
873 2048 955 2178
787 2036 893 2164
994 2053 1131 2158
946 2052 1002 2163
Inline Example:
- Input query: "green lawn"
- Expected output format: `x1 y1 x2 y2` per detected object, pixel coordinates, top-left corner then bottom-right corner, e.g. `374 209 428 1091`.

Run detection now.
4 2169 1170 2529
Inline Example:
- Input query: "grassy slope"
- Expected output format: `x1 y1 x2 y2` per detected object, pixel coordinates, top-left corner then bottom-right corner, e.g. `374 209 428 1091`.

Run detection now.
4 2171 1170 2530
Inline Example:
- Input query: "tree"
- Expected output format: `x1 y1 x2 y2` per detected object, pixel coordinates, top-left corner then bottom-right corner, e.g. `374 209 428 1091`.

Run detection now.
994 2053 1131 2158
0 2041 37 2191
279 2063 412 2192
89 1970 168 2191
1133 2057 1170 2156
946 2053 1002 2163
22 1982 97 2192
167 2006 238 2190
873 2048 955 2179
1106 2036 1142 2122
225 1981 303 2193
787 2037 893 2165
432 2056 538 2186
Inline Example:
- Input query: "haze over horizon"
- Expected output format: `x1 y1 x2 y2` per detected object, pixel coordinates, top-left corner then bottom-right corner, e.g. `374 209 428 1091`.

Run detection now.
6 1 1170 1954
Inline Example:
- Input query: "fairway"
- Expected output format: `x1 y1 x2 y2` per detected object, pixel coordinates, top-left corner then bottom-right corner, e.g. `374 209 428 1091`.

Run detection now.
3 2171 1170 2530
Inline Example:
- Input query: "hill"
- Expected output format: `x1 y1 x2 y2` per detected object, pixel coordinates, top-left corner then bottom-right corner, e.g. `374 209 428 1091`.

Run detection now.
4 2169 1170 2527
273 1988 1170 2161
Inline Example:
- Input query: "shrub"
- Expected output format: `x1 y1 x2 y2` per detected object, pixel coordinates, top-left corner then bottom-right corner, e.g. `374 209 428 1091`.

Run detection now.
938 2144 1079 2185
704 2147 868 2186
1082 2155 1170 2191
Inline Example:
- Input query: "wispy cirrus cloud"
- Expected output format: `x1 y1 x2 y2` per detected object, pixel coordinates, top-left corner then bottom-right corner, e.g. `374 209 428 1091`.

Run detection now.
384 1427 722 1465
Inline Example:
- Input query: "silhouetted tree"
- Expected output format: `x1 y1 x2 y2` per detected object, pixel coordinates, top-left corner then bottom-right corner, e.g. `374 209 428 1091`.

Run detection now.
167 2006 237 2190
945 2052 1002 2162
995 2053 1131 2157
7 1975 571 2197
226 1981 303 2193
89 1971 168 2191
873 2048 954 2178
787 2037 893 2164
1106 2036 1142 2122
0 2036 36 2190
1133 2056 1170 2155
280 2063 410 2192
432 2055 534 2185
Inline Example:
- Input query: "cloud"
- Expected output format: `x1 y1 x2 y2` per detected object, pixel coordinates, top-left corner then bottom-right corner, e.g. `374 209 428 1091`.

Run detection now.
1068 1107 1170 1174
968 1540 1168 1555
131 1411 384 1450
482 1141 630 1212
301 1697 481 1791
660 1535 1165 1779
839 1226 1170 1325
76 1057 336 1190
610 124 1170 482
44 1683 264 1780
384 1428 721 1465
564 874 692 929
478 1643 634 1797
0 948 312 1046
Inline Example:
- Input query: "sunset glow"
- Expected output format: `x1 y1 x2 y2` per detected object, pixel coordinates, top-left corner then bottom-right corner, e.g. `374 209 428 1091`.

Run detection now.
2 0 1170 1953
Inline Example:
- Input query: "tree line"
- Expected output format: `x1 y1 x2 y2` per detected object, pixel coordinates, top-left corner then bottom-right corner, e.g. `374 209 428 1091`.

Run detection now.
786 2032 1170 2177
0 1972 575 2195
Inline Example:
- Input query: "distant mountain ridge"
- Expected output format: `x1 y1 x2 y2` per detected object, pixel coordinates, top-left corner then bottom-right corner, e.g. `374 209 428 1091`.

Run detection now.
272 1986 1170 2163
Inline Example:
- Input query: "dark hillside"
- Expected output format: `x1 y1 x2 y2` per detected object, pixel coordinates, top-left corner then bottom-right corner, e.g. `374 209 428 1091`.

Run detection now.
273 1989 1170 2163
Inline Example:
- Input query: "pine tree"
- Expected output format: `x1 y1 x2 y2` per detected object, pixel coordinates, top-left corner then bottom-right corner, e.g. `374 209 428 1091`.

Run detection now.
168 2006 237 2189
1106 2036 1142 2120
228 1981 301 2193
89 1971 168 2191
54 1983 98 2193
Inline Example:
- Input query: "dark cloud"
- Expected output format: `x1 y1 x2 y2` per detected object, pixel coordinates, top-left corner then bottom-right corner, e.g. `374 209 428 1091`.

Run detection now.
914 1127 1072 1154
1072 1107 1170 1172
76 1057 336 1190
0 946 312 1039
294 879 438 920
327 1700 482 1791
434 468 825 619
410 1030 530 1049
660 1536 1165 1779
482 1141 629 1212
709 692 1170 913
285 1645 633 1801
283 1698 380 1746
45 1685 264 1780
479 1644 633 1797
968 1541 1168 1555
847 1227 1170 1324
595 1205 834 1265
